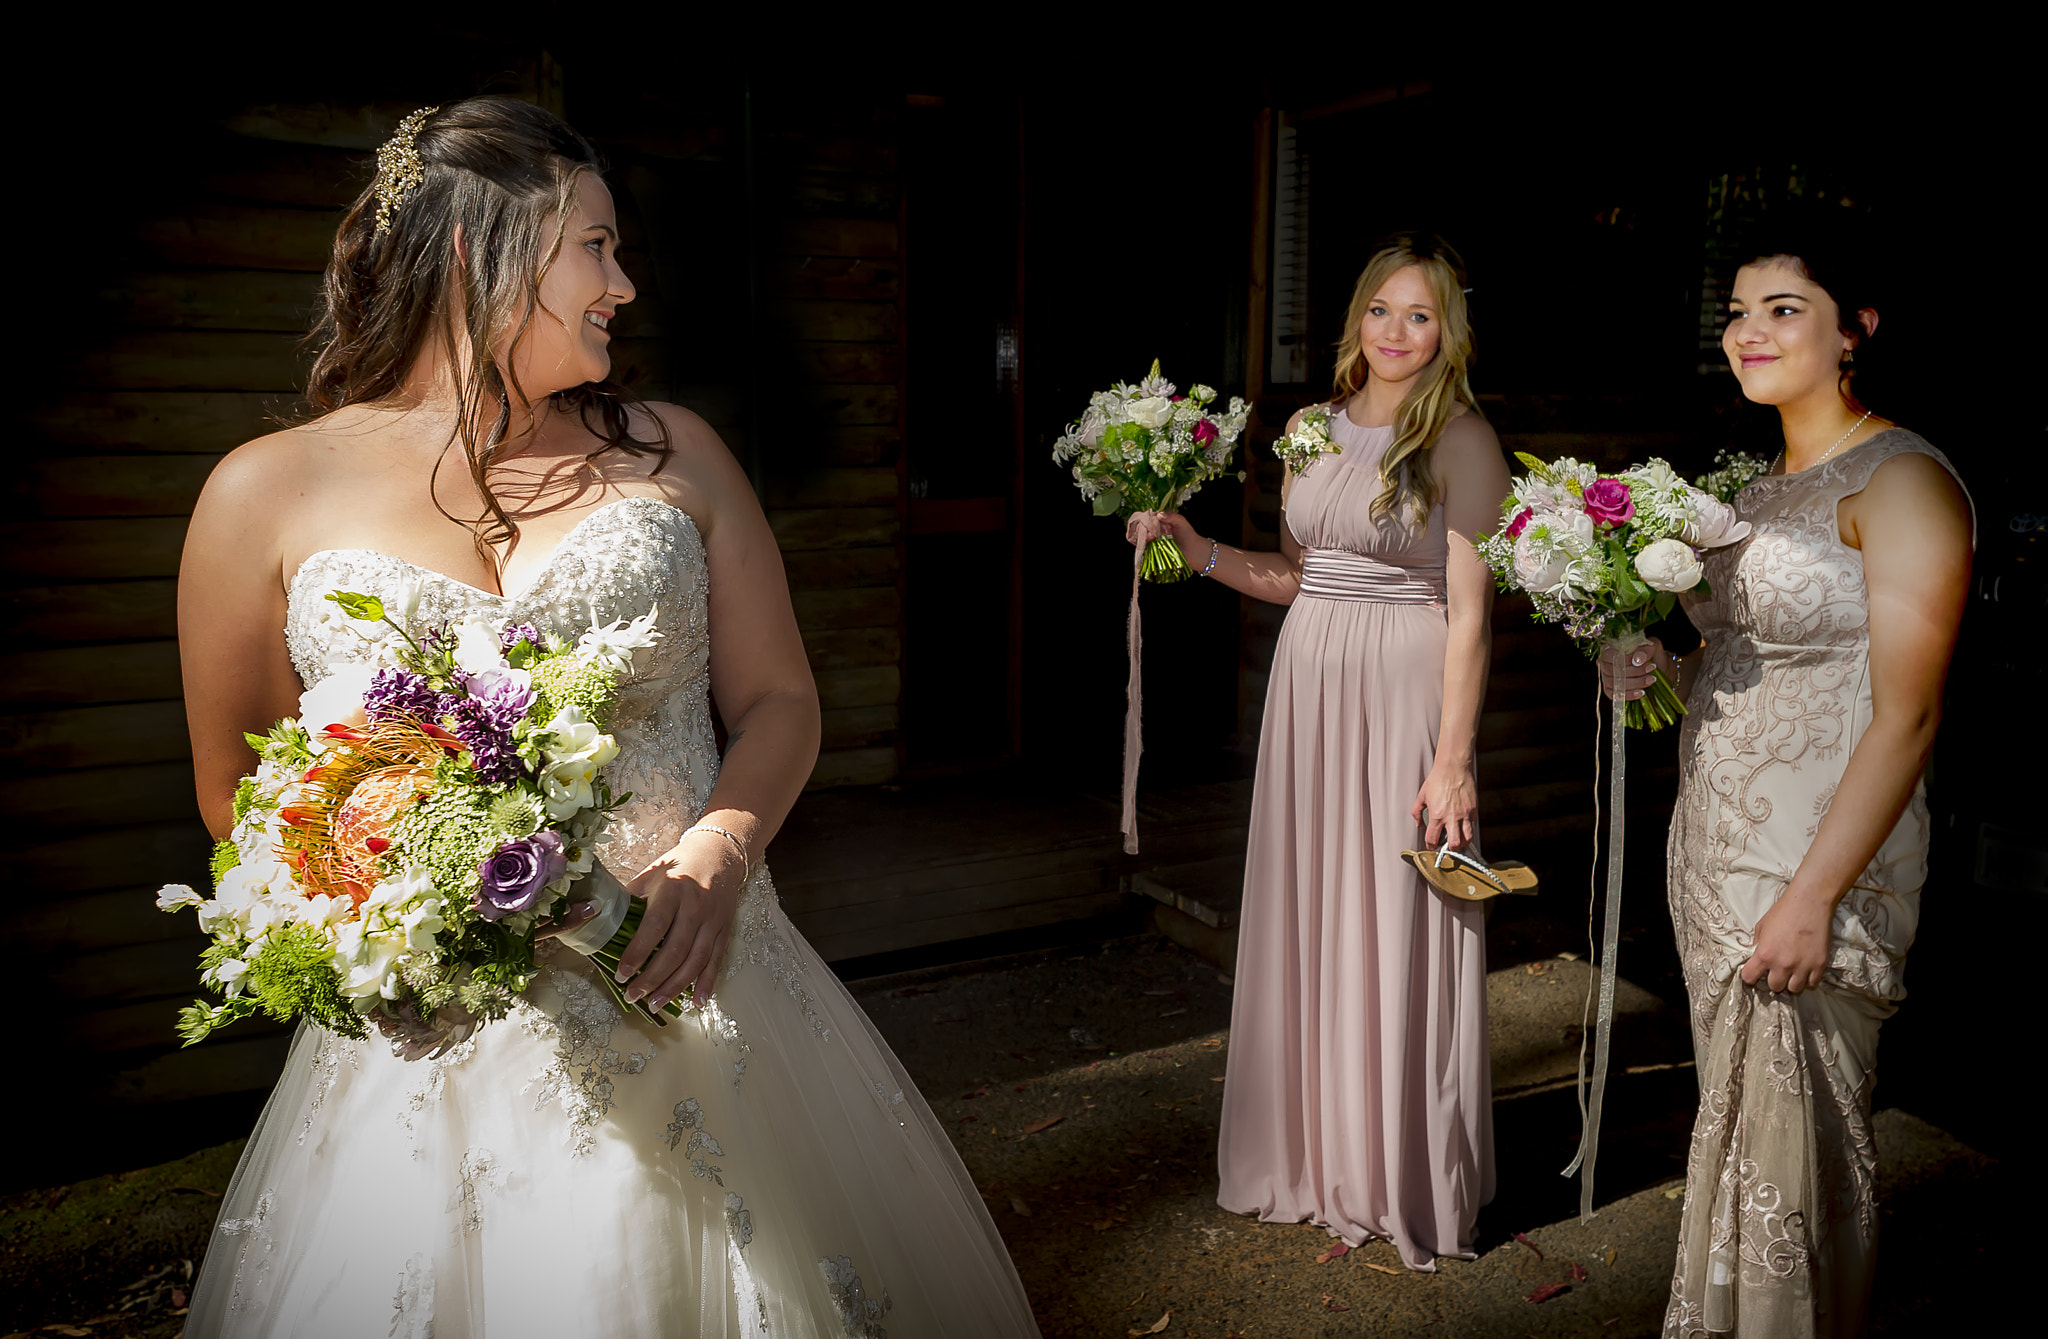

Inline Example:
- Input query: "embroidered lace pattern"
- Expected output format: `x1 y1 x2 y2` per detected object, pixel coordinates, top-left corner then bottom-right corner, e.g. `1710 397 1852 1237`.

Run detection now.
518 965 651 1155
391 1252 435 1339
298 1033 359 1146
452 1146 501 1233
215 1189 276 1315
819 1254 893 1339
662 1096 729 1184
1661 434 1968 1337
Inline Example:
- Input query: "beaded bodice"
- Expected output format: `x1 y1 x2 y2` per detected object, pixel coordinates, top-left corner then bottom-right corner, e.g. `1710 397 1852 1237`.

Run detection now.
286 495 717 882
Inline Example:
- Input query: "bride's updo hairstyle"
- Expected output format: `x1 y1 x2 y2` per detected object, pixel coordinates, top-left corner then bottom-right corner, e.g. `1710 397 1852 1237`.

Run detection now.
304 96 669 555
1327 233 1480 526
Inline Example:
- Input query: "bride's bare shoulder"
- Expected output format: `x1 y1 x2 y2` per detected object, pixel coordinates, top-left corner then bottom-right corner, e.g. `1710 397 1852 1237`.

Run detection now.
192 408 386 531
630 401 757 513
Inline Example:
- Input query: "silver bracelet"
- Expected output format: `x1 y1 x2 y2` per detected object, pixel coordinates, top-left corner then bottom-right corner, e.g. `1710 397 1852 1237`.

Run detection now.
1200 539 1221 577
687 823 751 881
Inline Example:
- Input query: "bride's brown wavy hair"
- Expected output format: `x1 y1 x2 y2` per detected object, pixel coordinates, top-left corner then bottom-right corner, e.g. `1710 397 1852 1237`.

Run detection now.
1328 233 1480 526
302 96 670 562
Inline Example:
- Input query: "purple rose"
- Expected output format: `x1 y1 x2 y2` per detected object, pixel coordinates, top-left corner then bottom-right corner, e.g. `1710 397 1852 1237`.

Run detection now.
1581 479 1635 528
1504 507 1532 539
475 830 567 921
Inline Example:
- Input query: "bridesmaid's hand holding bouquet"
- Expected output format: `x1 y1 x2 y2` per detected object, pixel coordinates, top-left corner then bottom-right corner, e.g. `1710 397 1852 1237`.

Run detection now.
1478 454 1752 729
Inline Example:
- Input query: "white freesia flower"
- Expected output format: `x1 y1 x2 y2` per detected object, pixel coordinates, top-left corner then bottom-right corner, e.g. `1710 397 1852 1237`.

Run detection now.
537 706 621 819
1636 538 1705 592
1127 396 1174 430
400 896 447 952
332 920 407 1001
297 664 376 748
453 619 510 676
157 884 202 911
364 864 437 914
578 605 662 674
207 958 251 996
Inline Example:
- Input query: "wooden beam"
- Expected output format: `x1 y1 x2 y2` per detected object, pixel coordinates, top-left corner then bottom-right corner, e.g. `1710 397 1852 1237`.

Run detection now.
0 701 193 772
768 506 899 552
0 761 199 830
801 626 901 672
25 392 282 452
63 332 306 392
95 270 323 332
0 642 183 709
782 547 899 591
780 217 898 258
18 456 219 518
773 300 899 343
793 344 902 384
133 206 341 271
765 466 899 509
805 746 897 790
767 255 901 302
1 580 179 643
0 519 188 580
790 587 900 632
814 666 899 710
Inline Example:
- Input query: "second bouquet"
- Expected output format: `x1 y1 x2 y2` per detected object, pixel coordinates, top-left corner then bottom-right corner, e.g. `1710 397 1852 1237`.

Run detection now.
1051 360 1249 581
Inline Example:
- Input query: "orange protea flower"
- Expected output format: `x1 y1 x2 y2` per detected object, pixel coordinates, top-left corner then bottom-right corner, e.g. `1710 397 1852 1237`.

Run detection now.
274 715 453 906
332 765 430 892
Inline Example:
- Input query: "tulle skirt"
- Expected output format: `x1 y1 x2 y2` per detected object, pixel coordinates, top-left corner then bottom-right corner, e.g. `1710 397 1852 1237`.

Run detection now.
185 879 1041 1337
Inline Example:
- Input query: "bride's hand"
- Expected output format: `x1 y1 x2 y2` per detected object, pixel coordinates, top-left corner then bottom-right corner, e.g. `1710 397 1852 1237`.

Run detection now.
1411 759 1479 849
1125 510 1206 565
615 830 746 1009
533 898 600 941
1596 637 1672 701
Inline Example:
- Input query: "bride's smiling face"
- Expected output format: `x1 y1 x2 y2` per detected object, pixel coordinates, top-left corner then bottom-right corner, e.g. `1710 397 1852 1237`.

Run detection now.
504 172 635 396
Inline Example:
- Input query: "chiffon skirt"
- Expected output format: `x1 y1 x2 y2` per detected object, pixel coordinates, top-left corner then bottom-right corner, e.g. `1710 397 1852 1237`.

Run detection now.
1216 593 1494 1270
184 885 1041 1338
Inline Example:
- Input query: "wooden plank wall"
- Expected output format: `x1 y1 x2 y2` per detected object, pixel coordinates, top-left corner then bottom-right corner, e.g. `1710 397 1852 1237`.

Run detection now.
2 92 909 1147
757 111 906 789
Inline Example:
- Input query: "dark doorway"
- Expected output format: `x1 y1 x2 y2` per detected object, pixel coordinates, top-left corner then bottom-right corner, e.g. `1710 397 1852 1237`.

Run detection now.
899 94 1025 772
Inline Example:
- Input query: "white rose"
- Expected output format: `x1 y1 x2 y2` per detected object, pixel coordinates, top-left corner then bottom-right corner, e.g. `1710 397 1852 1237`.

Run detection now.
1636 538 1706 592
1512 532 1572 591
297 664 376 747
1127 396 1174 430
363 865 436 915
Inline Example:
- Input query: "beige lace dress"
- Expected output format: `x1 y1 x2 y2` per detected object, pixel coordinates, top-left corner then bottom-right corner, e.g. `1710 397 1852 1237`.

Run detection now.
1662 431 1970 1338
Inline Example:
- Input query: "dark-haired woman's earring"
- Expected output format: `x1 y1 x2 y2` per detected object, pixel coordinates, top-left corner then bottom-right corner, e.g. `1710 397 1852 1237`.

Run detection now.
1842 349 1855 363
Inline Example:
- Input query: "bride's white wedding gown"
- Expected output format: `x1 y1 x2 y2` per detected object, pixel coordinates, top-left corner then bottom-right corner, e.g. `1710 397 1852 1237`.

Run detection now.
185 496 1041 1338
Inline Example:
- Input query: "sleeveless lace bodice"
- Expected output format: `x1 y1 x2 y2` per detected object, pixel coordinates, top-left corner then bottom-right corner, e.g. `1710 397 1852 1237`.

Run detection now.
287 495 716 880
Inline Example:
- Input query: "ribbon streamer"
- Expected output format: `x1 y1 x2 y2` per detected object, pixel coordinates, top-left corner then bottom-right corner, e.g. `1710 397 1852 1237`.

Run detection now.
1562 646 1631 1219
1120 543 1144 854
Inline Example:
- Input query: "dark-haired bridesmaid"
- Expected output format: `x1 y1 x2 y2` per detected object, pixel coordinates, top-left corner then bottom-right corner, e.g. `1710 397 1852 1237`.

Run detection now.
1606 237 1972 1337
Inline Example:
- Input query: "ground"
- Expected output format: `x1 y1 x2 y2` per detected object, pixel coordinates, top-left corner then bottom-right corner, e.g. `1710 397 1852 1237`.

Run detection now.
0 931 2014 1337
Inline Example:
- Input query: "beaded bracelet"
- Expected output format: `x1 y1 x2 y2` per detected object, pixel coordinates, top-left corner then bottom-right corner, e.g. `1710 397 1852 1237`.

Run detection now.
1200 540 1221 577
688 823 751 881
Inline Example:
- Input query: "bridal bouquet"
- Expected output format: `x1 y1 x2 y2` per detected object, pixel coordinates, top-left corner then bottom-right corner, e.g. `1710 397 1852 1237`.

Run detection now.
1051 359 1250 581
1478 454 1751 730
158 590 674 1059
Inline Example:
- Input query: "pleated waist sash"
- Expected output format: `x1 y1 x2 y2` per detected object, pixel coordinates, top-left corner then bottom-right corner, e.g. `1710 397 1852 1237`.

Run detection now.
1298 547 1446 606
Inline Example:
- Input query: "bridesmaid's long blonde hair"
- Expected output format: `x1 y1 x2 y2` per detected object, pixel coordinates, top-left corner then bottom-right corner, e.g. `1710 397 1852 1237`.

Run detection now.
1329 234 1479 526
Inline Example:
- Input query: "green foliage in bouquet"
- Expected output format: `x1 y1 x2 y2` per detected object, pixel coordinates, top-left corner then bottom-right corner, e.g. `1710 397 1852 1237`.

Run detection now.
529 655 619 730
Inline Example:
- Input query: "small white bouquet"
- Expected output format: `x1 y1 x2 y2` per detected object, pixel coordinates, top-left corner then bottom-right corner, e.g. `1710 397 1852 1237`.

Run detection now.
1051 360 1250 581
1478 455 1751 729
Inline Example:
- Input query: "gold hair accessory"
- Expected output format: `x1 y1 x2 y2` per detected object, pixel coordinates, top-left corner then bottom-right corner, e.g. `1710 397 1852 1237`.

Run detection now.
372 105 439 235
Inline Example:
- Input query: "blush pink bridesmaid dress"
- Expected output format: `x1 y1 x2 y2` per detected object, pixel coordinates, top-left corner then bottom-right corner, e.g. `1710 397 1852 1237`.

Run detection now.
1216 408 1495 1271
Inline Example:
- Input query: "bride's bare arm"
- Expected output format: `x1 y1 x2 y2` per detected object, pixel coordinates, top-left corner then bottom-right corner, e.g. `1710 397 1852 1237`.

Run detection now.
178 437 308 840
615 405 822 1009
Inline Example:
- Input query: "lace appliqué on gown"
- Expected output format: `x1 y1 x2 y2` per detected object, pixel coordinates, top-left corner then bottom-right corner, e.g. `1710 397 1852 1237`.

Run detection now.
820 1254 893 1339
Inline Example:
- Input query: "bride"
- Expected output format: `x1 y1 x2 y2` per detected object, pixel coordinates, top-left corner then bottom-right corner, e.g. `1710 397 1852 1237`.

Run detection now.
178 96 1041 1337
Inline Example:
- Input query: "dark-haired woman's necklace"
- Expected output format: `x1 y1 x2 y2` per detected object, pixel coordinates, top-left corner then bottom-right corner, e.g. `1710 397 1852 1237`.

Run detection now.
1771 409 1873 476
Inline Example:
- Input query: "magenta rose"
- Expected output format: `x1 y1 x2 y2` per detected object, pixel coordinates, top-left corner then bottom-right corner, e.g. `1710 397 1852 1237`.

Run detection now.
1581 479 1635 528
475 830 567 921
1193 419 1219 447
1504 507 1533 539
